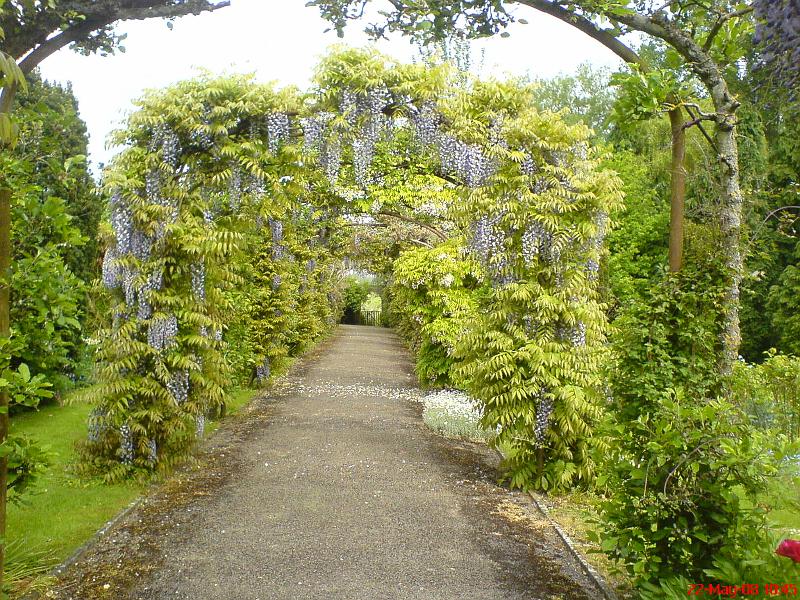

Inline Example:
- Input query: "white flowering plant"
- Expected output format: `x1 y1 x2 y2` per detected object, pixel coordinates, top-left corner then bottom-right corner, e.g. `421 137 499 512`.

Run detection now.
421 388 493 442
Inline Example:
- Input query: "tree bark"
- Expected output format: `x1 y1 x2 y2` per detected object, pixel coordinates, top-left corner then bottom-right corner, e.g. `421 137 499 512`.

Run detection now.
605 9 745 375
515 1 689 274
712 113 743 374
668 108 686 272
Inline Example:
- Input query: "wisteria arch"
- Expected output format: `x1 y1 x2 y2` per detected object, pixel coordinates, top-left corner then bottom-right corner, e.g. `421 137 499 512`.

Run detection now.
84 50 622 486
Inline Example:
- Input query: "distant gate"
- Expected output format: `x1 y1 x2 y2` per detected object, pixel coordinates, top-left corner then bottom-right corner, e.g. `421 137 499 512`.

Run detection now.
360 310 382 326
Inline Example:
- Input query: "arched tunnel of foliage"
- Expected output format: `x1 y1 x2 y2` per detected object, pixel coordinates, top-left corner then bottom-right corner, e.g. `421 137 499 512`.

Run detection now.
81 48 622 491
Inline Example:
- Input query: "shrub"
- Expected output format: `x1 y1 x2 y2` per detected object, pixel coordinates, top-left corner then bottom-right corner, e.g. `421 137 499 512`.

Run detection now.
731 350 800 441
388 239 481 387
594 394 793 592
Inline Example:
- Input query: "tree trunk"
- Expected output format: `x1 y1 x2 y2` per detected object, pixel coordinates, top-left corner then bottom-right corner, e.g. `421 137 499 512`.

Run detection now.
713 113 743 375
668 108 686 272
0 188 10 595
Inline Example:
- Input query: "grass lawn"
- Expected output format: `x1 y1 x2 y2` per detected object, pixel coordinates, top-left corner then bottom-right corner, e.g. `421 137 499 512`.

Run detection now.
765 467 800 535
8 403 143 563
5 387 259 596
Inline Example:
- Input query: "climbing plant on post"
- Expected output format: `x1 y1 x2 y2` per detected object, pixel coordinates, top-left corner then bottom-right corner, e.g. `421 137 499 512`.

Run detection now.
81 75 310 478
412 79 625 491
82 49 621 495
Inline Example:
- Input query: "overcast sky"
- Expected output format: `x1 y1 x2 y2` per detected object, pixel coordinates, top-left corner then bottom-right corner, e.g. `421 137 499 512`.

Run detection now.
38 0 623 168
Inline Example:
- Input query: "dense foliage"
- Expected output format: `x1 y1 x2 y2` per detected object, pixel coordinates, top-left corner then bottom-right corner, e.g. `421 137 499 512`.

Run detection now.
2 21 799 593
596 395 792 595
79 75 345 479
389 239 481 386
0 73 98 500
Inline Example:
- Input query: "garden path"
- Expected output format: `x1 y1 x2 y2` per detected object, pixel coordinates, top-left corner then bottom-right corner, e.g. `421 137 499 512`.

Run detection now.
103 325 601 599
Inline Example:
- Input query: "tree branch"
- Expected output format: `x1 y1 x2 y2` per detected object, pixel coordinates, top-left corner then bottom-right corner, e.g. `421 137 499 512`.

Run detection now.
514 0 643 67
703 6 754 52
377 209 449 241
18 16 112 73
116 0 230 21
15 1 230 74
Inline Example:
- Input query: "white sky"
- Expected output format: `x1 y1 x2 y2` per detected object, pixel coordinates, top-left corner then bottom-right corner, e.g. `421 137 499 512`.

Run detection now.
38 0 623 168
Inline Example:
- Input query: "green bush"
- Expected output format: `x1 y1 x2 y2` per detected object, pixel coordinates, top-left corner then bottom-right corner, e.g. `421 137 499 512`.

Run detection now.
609 265 725 422
601 263 798 594
341 275 371 324
731 350 800 440
389 239 481 387
767 239 800 356
595 394 793 593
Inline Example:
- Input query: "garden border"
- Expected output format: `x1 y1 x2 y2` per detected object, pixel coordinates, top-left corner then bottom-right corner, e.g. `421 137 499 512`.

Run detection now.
20 496 144 600
526 489 621 600
492 448 621 600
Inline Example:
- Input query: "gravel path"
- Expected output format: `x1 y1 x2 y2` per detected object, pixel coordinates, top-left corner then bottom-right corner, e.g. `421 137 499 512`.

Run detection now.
58 325 603 600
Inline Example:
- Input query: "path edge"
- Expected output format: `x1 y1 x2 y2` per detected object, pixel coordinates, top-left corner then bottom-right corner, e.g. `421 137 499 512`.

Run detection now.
20 496 145 600
492 449 621 600
526 490 621 600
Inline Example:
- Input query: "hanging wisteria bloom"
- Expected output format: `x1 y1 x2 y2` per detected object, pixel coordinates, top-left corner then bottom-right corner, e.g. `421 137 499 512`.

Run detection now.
191 262 206 302
272 274 281 290
534 392 553 446
521 220 550 266
462 144 495 188
340 89 358 125
266 112 291 154
247 174 266 201
189 127 213 150
196 415 206 439
87 407 107 443
147 315 178 351
520 154 538 176
352 137 373 187
145 268 164 295
229 164 242 211
570 322 587 347
130 229 153 262
145 170 162 205
320 137 342 184
167 369 190 404
122 267 138 308
300 117 323 152
137 298 153 321
146 439 158 465
256 357 270 384
411 100 440 147
269 218 283 243
161 129 181 168
110 192 134 255
147 124 167 153
489 116 507 148
470 215 505 265
102 247 121 289
585 210 608 281
119 424 134 465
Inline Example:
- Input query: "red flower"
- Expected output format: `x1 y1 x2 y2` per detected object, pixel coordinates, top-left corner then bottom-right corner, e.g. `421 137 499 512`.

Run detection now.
776 539 800 563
